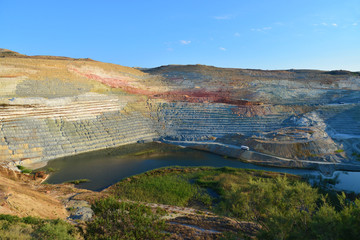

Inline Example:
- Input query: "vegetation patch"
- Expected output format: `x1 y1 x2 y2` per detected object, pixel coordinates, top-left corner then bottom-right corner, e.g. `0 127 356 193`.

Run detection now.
16 165 32 174
0 214 80 240
8 165 359 239
109 167 295 209
111 169 211 207
132 149 156 156
86 197 167 240
46 167 57 173
64 179 90 185
106 166 360 239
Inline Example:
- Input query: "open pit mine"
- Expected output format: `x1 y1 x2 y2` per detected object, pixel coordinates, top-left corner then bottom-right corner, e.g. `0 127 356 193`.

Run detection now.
1 48 360 175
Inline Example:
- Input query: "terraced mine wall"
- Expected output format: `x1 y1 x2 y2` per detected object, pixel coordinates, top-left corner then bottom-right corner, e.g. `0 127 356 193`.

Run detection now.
0 97 158 167
150 101 297 140
1 50 360 170
0 99 287 166
319 104 360 137
2 96 359 169
0 97 304 166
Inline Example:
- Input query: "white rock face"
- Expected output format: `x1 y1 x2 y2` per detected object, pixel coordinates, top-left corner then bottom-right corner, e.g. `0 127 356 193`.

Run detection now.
338 77 360 90
293 112 332 139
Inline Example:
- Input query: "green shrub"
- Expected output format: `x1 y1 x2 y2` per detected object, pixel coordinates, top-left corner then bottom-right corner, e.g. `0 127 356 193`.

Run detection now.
113 174 211 207
223 177 318 239
90 167 360 239
0 215 79 240
16 165 32 174
335 193 360 238
22 216 42 225
46 167 56 173
86 197 167 240
64 179 90 185
32 219 78 240
0 220 33 240
308 197 341 239
212 175 360 239
21 168 32 174
0 214 21 223
16 165 25 171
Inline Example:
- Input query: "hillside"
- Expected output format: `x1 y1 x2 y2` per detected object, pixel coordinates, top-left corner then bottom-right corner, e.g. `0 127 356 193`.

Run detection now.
0 49 360 173
0 166 68 218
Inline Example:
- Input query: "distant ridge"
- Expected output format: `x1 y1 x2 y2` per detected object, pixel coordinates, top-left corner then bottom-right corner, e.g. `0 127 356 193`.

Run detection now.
144 64 360 76
0 48 26 57
0 48 94 61
1 48 359 74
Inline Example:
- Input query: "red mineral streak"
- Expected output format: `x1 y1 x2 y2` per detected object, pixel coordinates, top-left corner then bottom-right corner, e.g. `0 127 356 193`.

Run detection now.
68 66 157 95
152 89 259 106
0 75 18 78
69 66 260 106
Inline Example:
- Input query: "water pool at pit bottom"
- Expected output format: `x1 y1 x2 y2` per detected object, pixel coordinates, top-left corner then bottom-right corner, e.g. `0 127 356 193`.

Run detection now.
40 142 360 193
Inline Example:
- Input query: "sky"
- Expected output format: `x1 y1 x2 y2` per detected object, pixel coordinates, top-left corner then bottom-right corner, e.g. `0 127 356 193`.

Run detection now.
0 0 359 71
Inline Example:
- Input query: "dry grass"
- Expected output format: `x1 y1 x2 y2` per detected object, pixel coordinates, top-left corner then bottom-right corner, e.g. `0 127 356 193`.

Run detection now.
0 57 149 97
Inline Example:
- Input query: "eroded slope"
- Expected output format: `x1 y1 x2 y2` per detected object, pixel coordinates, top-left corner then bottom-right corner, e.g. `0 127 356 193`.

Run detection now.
1 49 360 170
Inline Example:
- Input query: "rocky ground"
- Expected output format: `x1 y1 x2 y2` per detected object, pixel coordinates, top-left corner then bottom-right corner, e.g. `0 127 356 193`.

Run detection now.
0 166 69 218
0 165 261 239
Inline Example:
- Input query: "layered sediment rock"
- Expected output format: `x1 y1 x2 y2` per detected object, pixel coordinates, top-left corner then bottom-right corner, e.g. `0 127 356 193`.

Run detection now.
1 49 360 169
0 95 158 166
150 101 299 140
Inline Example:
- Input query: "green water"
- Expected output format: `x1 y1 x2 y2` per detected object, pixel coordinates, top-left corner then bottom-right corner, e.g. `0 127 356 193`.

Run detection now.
41 142 360 192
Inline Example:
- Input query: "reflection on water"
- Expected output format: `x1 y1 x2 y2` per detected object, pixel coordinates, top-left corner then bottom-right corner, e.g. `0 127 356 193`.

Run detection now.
327 171 360 192
40 143 360 192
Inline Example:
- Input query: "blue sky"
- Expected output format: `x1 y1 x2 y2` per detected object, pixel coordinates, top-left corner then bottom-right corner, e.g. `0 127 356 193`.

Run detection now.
1 0 359 70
